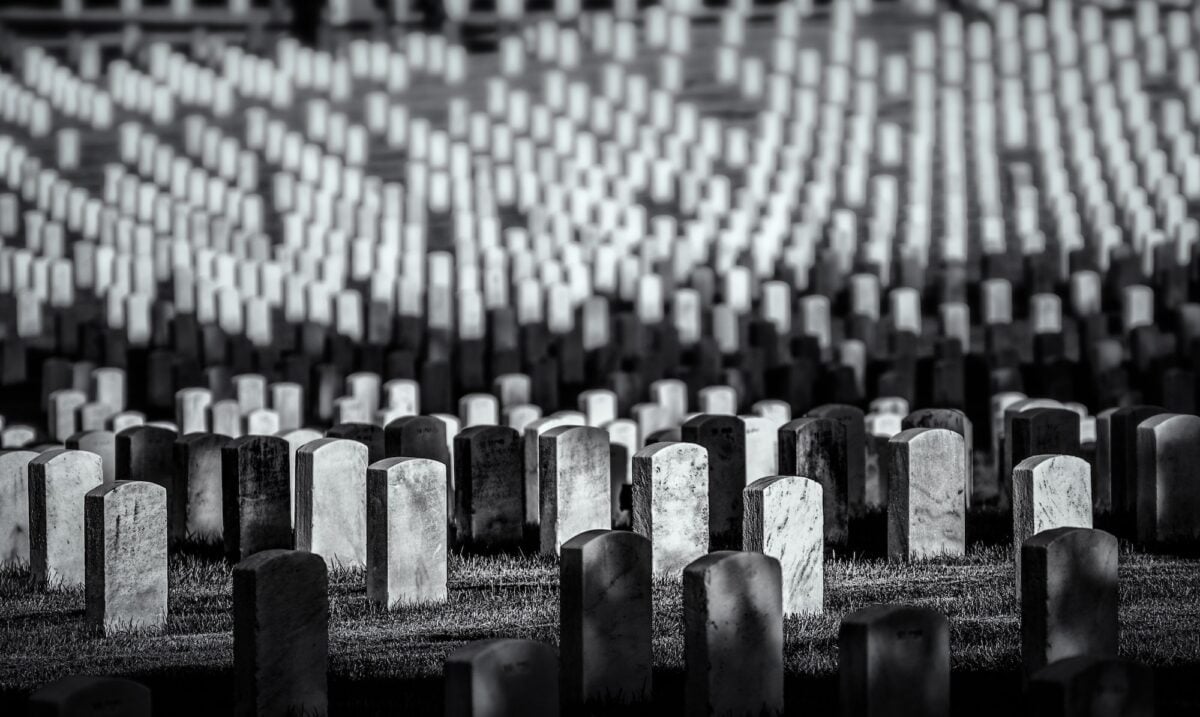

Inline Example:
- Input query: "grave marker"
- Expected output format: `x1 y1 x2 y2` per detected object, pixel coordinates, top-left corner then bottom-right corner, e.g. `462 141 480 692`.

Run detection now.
366 457 447 607
744 476 823 615
632 442 708 576
222 435 292 561
839 605 950 717
115 424 180 538
29 449 103 587
523 412 586 525
0 450 38 565
454 425 524 547
1028 656 1153 717
888 428 966 560
175 432 231 542
779 417 848 545
682 414 747 548
444 639 559 717
807 404 867 509
28 675 151 717
85 480 167 635
296 438 368 568
1135 413 1200 543
66 430 116 483
540 425 610 555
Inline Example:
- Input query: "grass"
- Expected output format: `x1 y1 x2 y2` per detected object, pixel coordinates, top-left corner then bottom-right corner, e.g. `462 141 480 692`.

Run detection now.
2 526 1199 716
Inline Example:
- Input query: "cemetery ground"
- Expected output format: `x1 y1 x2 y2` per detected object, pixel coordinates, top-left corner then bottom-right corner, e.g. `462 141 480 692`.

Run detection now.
2 509 1199 716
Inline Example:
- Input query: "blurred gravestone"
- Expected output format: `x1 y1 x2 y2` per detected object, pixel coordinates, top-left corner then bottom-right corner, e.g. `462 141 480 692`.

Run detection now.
1028 656 1153 717
27 675 151 717
839 605 950 717
1013 455 1092 598
779 417 848 545
296 438 368 568
888 428 965 560
444 639 558 717
1135 413 1200 544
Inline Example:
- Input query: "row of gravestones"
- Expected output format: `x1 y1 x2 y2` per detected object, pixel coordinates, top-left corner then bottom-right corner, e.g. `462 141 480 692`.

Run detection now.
23 525 1146 716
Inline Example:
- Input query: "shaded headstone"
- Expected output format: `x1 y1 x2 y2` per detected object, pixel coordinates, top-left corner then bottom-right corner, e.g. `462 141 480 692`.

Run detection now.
222 435 292 561
0 450 38 565
1021 527 1118 676
540 426 610 555
1092 408 1116 512
114 425 179 538
865 413 903 507
779 417 848 545
66 431 116 484
1135 413 1200 543
175 433 231 542
49 389 87 443
561 530 652 706
366 457 447 608
209 399 244 438
1006 408 1080 506
888 428 966 560
444 639 559 717
807 404 867 509
85 480 167 635
233 549 328 717
326 422 384 464
632 442 708 576
523 412 586 525
684 551 783 717
682 414 747 549
839 605 950 717
1014 455 1093 598
454 425 524 547
604 418 638 528
29 449 103 587
296 438 368 568
277 428 322 529
742 415 779 485
1028 656 1153 717
28 675 151 717
744 476 823 615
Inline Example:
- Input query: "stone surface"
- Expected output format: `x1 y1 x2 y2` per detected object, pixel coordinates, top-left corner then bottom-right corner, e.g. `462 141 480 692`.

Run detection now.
540 425 610 556
175 433 231 542
222 436 292 561
366 457 447 608
561 530 652 706
454 425 524 547
807 404 867 509
28 675 151 717
234 549 328 717
604 418 638 529
903 408 973 508
114 425 180 540
742 415 779 485
779 417 848 545
632 442 708 576
1021 527 1118 676
1013 455 1093 598
683 551 783 717
523 412 586 525
85 480 168 635
296 438 368 568
1005 404 1078 506
384 415 450 517
65 431 116 484
744 476 823 615
839 604 950 717
1110 405 1165 533
0 450 38 565
444 639 559 717
1028 656 1153 717
277 428 322 529
865 412 903 507
1136 413 1200 544
682 414 746 549
888 428 966 561
326 422 384 464
29 449 103 587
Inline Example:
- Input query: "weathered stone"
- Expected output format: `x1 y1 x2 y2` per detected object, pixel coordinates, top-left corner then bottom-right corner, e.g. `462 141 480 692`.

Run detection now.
1006 407 1080 506
1013 455 1093 598
115 425 180 539
561 530 652 706
175 433 231 542
1028 656 1153 717
66 430 116 484
1136 413 1200 544
540 426 610 556
683 551 783 717
85 480 167 635
0 450 38 565
888 428 966 560
903 408 973 509
29 449 103 587
222 435 292 561
444 639 558 717
454 425 523 547
523 412 586 525
632 442 708 576
1110 406 1165 532
366 457 447 608
839 605 950 717
682 414 746 549
744 476 823 615
807 404 867 509
28 675 151 717
277 428 322 529
233 549 328 717
779 417 848 545
296 438 368 568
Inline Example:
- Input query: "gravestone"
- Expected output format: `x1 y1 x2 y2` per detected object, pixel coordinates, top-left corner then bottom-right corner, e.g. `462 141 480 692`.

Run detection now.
444 639 558 717
2 425 38 448
1013 455 1093 598
296 438 368 568
807 404 867 509
233 549 328 717
222 435 292 561
632 442 709 576
742 415 779 485
1006 408 1080 506
175 386 213 435
1028 656 1153 717
744 476 823 615
540 426 610 555
66 430 116 484
888 428 966 560
682 414 747 549
902 408 973 508
326 422 384 463
1136 413 1200 543
209 399 244 438
277 428 322 528
454 425 524 547
1110 406 1166 532
1022 527 1118 676
115 425 180 538
839 605 950 717
49 388 87 442
684 551 783 717
29 449 103 587
779 417 848 545
865 412 903 507
1093 408 1116 512
523 411 587 525
27 675 151 717
604 418 638 528
366 457 447 607
384 415 450 468
561 530 652 706
85 480 167 635
0 450 38 565
175 433 231 542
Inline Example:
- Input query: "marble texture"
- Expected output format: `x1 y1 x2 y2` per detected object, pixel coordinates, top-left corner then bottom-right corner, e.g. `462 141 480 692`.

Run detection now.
560 530 652 706
296 438 368 568
366 457 447 608
683 551 783 717
1021 527 1118 676
779 417 849 546
539 426 610 555
1013 455 1093 598
888 428 966 561
85 480 168 635
632 442 709 576
744 476 824 615
233 549 328 717
175 433 231 542
839 605 950 717
1136 413 1200 543
523 412 586 526
444 639 559 717
903 408 973 510
0 451 38 565
29 450 104 588
222 436 292 561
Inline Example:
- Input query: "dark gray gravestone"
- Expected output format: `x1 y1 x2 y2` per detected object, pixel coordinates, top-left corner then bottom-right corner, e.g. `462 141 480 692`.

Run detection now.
684 551 783 717
839 604 950 717
366 457 448 608
1007 408 1080 507
561 530 652 706
1092 408 1116 512
66 430 116 484
1013 455 1093 599
1108 405 1165 531
1021 527 1118 676
454 425 523 548
539 426 610 556
85 481 167 636
222 435 292 561
444 639 559 717
326 421 384 463
681 414 747 550
902 408 973 509
28 675 151 717
115 425 181 539
174 433 231 543
384 415 449 465
807 404 867 509
779 417 848 546
234 549 328 717
1028 656 1153 717
1135 413 1200 544
0 450 38 565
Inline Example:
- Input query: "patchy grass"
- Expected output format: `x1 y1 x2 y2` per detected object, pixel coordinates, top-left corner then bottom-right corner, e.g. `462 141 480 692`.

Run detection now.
1 538 1198 715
